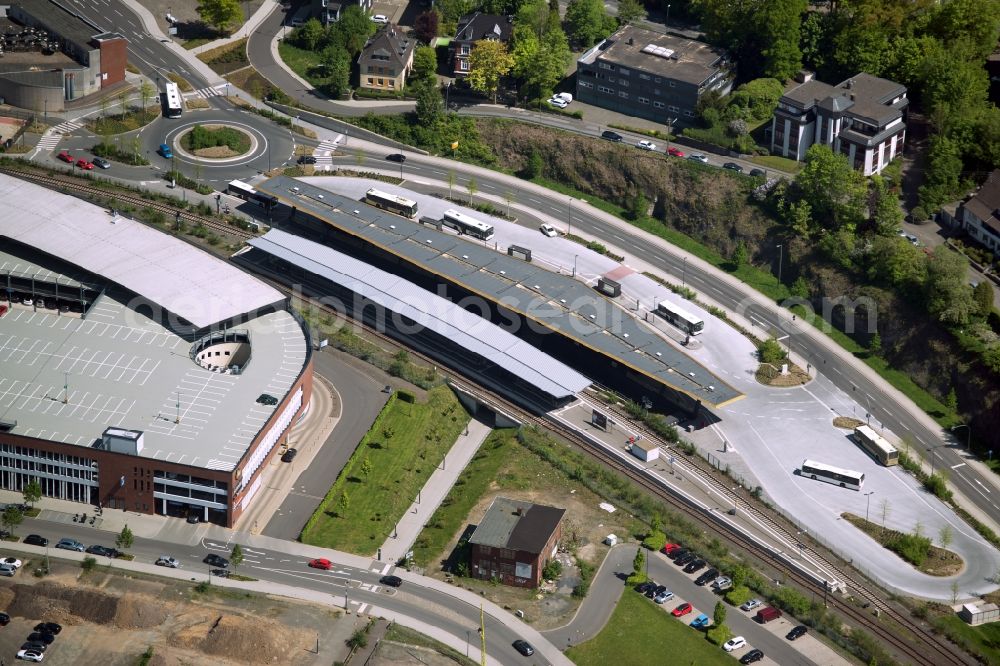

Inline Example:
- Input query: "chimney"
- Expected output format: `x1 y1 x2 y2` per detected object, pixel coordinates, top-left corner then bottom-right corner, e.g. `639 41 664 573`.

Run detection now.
628 37 633 45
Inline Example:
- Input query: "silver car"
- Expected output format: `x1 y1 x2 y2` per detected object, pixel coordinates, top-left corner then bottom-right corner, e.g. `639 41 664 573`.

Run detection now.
55 538 84 552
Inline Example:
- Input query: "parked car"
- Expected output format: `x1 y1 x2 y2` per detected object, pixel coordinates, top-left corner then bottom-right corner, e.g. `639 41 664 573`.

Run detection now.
786 625 808 641
296 155 317 165
661 543 681 556
601 130 623 142
749 168 766 178
722 162 744 172
635 580 655 594
15 648 44 662
512 639 534 656
92 156 111 169
203 554 229 568
740 598 762 612
689 613 710 628
33 622 61 635
281 448 298 463
308 557 333 570
386 153 406 163
23 535 48 547
644 581 659 598
547 96 569 109
19 642 46 653
75 159 94 170
654 589 674 604
157 143 173 159
55 538 84 552
186 514 200 524
684 559 706 574
636 140 657 151
0 305 7 317
669 547 689 561
0 612 10 625
211 568 230 578
740 648 765 664
687 153 709 163
0 563 16 577
371 13 389 23
712 576 733 591
675 552 696 566
2 557 22 570
380 574 403 587
27 632 55 645
56 151 73 163
694 568 719 586
723 636 746 652
667 146 685 157
755 606 782 624
155 556 181 568
85 545 118 558
539 223 559 237
671 602 693 617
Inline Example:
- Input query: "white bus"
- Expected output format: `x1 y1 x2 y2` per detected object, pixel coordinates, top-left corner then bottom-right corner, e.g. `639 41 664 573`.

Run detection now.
227 180 278 210
853 425 899 466
442 209 495 241
800 459 865 491
655 299 705 335
164 81 183 118
364 187 418 218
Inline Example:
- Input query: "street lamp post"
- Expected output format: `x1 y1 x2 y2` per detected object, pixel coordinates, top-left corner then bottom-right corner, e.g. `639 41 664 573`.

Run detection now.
729 486 738 515
682 256 688 287
776 244 784 286
952 424 971 451
864 491 875 522
568 197 573 236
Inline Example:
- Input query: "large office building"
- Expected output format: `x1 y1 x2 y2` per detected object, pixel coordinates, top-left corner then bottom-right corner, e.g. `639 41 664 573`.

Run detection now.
575 25 733 127
0 175 312 527
771 72 907 176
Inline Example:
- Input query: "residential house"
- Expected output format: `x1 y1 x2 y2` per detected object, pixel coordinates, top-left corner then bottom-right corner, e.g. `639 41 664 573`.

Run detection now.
450 13 514 77
468 497 564 588
575 25 733 128
309 0 371 25
771 72 907 176
357 24 414 92
959 170 1000 258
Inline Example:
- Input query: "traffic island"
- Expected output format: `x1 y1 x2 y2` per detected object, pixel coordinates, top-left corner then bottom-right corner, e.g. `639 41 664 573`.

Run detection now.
179 124 253 159
842 512 964 577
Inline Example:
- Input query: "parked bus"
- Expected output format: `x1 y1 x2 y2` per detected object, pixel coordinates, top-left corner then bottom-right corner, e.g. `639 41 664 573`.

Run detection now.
442 209 495 241
364 187 418 218
800 459 865 491
853 425 899 466
227 180 278 211
655 299 705 335
164 81 183 118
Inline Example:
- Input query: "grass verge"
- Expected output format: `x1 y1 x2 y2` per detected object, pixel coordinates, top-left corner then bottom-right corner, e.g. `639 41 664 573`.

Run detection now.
167 72 193 93
384 623 476 666
567 588 729 666
747 154 803 174
931 613 1000 665
182 38 213 50
841 513 961 576
87 108 160 135
300 385 466 554
277 41 327 88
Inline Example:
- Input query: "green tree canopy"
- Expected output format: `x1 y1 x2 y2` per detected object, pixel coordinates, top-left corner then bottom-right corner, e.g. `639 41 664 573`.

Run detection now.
197 0 243 35
412 46 439 86
616 0 646 25
564 0 613 47
116 524 134 551
697 0 806 81
321 45 352 98
230 543 244 570
467 40 514 103
413 10 440 44
331 5 377 56
22 479 41 507
793 145 867 232
414 80 444 125
865 236 927 289
926 245 976 326
292 18 325 50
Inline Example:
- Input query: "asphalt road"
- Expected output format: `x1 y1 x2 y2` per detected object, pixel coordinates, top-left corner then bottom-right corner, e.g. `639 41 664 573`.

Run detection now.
319 150 1000 533
263 351 390 540
11 516 544 666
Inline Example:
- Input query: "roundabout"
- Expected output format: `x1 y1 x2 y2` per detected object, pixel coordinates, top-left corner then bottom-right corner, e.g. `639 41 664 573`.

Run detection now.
173 123 258 163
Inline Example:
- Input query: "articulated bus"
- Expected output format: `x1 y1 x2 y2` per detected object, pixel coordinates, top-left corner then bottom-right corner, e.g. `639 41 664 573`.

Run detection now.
442 209 495 241
364 187 418 218
853 425 899 466
800 459 865 491
654 299 705 335
164 81 184 118
227 180 278 211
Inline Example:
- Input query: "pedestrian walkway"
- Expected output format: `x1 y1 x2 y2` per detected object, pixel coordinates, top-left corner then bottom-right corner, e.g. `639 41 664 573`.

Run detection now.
35 132 63 152
378 418 492 564
50 120 83 135
186 84 227 100
313 137 340 170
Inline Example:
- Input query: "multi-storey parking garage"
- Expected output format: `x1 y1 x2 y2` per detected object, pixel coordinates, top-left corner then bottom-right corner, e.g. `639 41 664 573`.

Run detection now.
0 174 312 526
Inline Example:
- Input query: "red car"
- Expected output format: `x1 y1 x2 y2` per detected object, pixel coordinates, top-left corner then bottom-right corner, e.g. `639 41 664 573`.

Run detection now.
76 159 94 170
57 151 73 163
661 543 681 556
667 146 685 158
308 558 332 570
672 602 693 617
0 304 7 317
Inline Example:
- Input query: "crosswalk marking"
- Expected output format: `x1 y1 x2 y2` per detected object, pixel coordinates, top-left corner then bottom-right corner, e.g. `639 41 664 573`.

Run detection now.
312 138 340 170
36 133 63 151
50 120 83 135
185 84 226 100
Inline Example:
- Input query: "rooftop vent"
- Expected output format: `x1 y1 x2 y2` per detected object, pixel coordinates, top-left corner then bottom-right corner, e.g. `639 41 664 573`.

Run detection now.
641 44 675 60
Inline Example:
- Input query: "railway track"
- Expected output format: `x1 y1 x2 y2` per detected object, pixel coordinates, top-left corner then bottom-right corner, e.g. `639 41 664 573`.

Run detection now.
0 166 255 241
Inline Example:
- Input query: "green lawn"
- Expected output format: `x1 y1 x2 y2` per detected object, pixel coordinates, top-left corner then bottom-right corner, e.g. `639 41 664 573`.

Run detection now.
278 41 327 88
300 385 467 554
410 429 513 568
567 588 729 666
933 614 1000 665
747 154 803 174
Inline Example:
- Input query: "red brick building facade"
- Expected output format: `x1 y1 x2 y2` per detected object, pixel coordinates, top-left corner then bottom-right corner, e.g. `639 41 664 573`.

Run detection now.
469 497 564 588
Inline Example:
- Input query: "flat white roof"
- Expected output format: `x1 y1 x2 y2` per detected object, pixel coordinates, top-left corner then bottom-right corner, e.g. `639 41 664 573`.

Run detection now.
0 174 283 329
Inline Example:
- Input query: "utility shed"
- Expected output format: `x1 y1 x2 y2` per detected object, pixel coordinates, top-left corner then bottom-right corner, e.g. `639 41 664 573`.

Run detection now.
630 438 659 462
959 602 1000 626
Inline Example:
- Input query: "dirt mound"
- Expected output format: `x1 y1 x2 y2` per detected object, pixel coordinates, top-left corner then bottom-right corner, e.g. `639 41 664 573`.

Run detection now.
177 613 304 664
5 582 114 625
115 592 171 629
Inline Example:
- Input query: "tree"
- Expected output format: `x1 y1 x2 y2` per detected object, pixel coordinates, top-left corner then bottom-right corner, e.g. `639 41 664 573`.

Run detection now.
615 0 645 25
938 524 953 551
331 6 377 57
22 479 41 508
866 236 926 289
139 80 155 116
414 82 444 126
116 524 134 551
320 45 352 98
973 281 994 317
793 144 867 232
197 0 243 35
361 457 373 479
337 490 350 517
869 331 882 357
524 149 543 179
870 176 904 237
697 0 806 81
414 11 440 44
230 543 244 570
945 387 958 412
293 18 325 51
467 177 478 203
926 245 976 326
728 78 784 123
565 0 611 47
713 600 727 627
467 40 513 103
512 21 572 102
1 505 23 536
412 46 439 87
632 547 645 574
918 134 966 210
